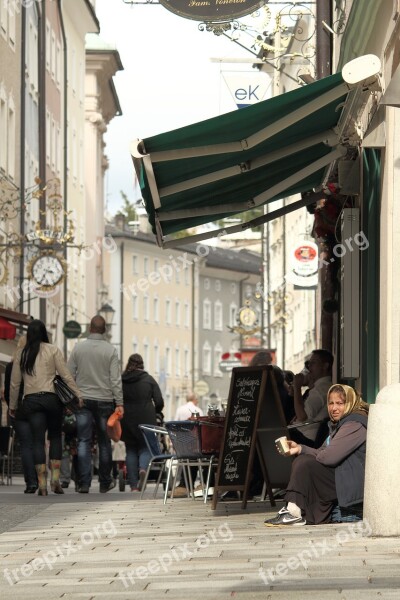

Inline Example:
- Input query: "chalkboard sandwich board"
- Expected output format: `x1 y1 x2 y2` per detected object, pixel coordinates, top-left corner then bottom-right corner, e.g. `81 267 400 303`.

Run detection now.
212 365 268 510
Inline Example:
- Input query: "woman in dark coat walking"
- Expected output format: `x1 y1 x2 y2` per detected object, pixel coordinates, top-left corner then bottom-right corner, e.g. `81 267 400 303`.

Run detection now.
121 354 164 491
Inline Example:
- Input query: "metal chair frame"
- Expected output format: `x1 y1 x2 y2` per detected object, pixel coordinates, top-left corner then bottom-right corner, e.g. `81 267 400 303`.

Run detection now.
164 420 222 504
138 424 175 499
0 426 15 486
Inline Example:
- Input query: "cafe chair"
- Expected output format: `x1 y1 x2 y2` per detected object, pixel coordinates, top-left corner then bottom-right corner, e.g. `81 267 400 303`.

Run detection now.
138 424 175 500
164 420 223 504
0 426 15 486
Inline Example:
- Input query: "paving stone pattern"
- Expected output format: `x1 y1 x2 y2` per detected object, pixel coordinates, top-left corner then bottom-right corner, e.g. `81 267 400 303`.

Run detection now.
0 479 400 599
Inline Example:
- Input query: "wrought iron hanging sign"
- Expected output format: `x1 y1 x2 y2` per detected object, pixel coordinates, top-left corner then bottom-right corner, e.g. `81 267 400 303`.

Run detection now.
158 0 264 22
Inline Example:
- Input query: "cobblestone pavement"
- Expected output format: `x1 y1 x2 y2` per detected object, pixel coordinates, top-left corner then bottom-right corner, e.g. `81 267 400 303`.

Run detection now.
0 477 399 600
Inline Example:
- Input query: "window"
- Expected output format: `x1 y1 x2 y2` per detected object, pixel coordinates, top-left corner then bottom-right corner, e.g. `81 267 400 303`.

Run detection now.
143 257 149 275
45 22 50 71
56 42 62 88
7 99 15 178
214 344 223 377
8 0 15 46
51 32 56 79
231 282 237 294
132 255 138 274
166 298 171 325
175 266 180 284
132 295 139 320
175 346 180 376
51 118 56 172
28 21 38 95
154 340 160 374
204 278 210 290
202 342 211 375
184 347 189 377
132 336 138 354
71 46 76 92
203 299 211 329
143 338 149 370
215 279 221 292
184 301 190 328
1 0 7 37
214 300 223 331
46 110 51 165
154 258 159 272
143 294 149 321
229 303 238 328
0 88 6 171
153 296 159 323
184 265 190 285
165 346 171 375
175 300 180 326
56 127 61 175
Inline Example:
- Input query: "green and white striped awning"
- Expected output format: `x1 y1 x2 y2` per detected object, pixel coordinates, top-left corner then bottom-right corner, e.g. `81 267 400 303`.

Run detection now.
131 55 381 248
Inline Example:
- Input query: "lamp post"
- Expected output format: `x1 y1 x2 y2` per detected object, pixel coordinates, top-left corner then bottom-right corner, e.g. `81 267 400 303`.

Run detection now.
98 302 115 340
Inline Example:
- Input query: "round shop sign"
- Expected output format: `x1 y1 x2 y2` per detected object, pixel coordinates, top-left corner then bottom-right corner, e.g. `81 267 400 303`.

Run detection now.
63 320 82 339
286 240 319 287
193 379 210 397
158 0 265 22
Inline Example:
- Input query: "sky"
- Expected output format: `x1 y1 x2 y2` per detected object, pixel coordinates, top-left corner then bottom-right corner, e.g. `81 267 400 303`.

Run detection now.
94 0 270 215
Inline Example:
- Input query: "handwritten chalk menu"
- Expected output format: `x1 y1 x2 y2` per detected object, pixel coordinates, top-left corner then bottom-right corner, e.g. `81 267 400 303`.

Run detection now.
212 366 268 510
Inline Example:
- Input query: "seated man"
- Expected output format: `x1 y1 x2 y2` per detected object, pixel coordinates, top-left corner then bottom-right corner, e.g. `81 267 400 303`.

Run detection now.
290 349 333 447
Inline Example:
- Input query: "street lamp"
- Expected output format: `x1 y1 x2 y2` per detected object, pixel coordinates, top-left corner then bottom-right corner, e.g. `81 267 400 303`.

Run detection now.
98 302 115 339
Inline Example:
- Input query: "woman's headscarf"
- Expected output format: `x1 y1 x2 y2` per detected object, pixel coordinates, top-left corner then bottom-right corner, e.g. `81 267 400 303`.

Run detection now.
327 384 369 418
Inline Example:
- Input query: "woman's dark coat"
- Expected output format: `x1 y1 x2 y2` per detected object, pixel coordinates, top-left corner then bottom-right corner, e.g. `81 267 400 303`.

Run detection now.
120 370 164 446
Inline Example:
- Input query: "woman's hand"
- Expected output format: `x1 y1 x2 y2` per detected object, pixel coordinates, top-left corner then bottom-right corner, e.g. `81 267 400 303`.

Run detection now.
9 408 16 418
287 440 302 456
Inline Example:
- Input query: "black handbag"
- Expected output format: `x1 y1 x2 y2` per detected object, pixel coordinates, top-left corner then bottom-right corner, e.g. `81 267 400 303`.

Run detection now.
53 375 80 411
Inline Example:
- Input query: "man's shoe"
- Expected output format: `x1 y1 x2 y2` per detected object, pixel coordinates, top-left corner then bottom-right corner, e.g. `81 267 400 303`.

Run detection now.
264 506 306 527
168 486 188 498
24 486 38 494
77 485 90 493
99 481 116 493
61 481 69 489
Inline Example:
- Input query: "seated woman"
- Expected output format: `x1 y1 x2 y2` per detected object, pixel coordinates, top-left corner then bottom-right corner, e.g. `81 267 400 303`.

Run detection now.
264 384 369 526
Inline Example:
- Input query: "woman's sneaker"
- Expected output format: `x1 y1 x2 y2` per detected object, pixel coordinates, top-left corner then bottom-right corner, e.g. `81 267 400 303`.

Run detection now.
264 506 306 527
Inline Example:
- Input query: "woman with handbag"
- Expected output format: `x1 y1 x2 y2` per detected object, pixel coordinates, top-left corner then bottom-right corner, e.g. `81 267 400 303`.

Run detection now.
9 319 83 496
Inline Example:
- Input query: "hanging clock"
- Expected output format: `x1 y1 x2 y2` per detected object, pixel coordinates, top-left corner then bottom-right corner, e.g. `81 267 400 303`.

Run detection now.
238 306 257 327
27 252 67 290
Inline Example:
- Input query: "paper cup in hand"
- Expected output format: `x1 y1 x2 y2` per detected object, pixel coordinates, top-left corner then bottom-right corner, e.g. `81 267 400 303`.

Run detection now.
275 436 290 456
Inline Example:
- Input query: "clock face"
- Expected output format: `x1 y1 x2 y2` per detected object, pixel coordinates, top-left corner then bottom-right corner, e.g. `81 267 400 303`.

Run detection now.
30 255 65 288
239 307 257 327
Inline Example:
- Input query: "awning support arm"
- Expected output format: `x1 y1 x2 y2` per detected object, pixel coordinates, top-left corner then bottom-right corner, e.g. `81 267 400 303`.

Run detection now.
160 193 321 249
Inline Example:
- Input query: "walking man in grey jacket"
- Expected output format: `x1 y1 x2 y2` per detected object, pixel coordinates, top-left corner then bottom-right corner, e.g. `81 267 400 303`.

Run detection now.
68 315 124 493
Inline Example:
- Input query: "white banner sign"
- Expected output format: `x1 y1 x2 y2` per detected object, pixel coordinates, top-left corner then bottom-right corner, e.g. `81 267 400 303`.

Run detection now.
222 72 272 108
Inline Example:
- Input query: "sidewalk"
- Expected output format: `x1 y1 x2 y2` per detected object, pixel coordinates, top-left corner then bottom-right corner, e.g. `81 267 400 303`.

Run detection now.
0 477 399 599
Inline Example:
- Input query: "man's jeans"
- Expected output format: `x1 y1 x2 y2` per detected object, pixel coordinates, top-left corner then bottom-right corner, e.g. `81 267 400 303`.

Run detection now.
76 399 114 488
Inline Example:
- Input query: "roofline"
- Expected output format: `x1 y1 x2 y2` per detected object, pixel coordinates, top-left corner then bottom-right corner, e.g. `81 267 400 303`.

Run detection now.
83 0 100 33
109 78 122 116
86 48 124 71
